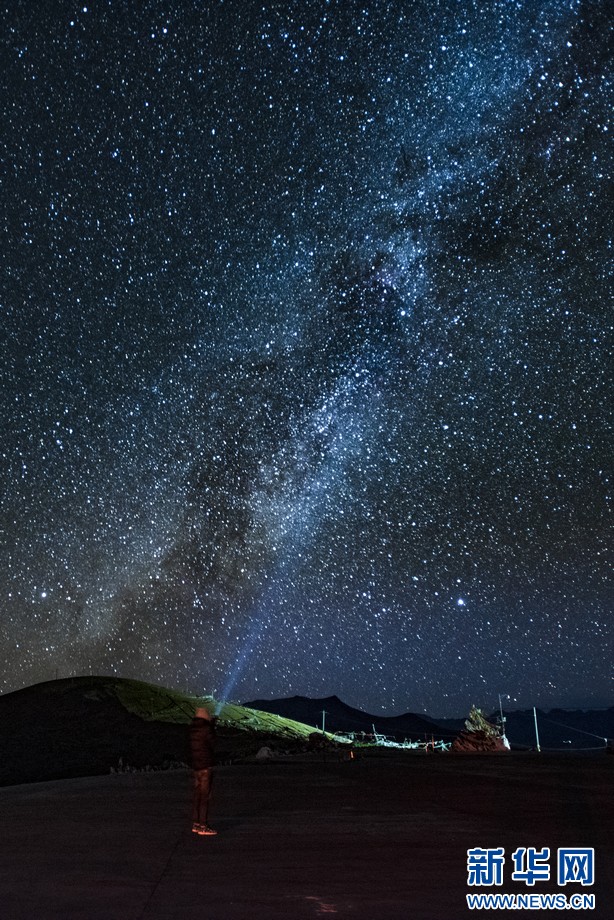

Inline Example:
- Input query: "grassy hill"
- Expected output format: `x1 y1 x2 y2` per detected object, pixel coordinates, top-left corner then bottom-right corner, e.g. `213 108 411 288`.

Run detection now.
0 676 320 786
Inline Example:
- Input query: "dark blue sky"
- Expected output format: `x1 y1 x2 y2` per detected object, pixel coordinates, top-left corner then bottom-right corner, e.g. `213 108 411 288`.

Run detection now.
2 0 611 716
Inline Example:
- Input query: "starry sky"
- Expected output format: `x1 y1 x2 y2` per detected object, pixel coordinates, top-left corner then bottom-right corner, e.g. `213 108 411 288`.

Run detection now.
1 0 611 717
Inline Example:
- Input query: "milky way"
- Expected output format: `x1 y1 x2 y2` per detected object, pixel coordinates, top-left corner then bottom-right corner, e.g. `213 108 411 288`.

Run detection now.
2 0 611 715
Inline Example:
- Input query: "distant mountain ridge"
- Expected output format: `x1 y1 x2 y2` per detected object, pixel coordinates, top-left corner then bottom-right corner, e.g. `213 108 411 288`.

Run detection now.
243 694 446 741
244 696 614 750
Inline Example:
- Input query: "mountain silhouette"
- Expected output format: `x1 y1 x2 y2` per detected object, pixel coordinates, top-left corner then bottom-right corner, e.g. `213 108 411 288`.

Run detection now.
243 695 446 741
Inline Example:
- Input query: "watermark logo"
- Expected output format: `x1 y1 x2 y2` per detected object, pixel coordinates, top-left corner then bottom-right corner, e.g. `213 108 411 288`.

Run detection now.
557 849 594 887
467 847 506 887
466 846 595 911
511 847 550 886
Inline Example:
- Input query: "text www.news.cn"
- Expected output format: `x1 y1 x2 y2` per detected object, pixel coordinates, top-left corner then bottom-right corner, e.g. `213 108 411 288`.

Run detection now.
467 892 595 910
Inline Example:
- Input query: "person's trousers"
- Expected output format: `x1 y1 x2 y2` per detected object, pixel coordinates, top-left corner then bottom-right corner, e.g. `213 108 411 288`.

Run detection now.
192 768 213 825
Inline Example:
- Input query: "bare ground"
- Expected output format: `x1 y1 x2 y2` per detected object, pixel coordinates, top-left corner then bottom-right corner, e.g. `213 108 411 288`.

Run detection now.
0 752 611 919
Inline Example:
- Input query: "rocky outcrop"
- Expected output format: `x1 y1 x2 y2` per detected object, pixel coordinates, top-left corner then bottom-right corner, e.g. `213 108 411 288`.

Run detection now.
451 706 509 753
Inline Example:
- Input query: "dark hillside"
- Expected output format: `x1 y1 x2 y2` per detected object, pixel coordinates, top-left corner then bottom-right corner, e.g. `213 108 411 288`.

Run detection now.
0 677 317 786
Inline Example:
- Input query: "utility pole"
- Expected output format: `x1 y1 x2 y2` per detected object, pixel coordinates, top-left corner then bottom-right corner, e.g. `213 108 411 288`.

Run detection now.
498 693 508 740
533 706 541 753
496 692 514 749
499 693 510 744
321 710 327 733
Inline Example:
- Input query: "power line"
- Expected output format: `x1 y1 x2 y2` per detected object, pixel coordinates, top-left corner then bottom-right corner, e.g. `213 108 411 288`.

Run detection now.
537 714 609 742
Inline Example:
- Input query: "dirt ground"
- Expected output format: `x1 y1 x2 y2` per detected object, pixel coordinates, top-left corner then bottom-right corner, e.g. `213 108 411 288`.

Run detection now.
0 752 611 919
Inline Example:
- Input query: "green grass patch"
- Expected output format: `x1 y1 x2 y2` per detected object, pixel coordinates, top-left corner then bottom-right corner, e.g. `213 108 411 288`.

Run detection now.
109 677 316 739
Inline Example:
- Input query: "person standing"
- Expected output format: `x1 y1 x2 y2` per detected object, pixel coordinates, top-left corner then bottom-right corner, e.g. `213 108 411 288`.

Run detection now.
189 705 217 836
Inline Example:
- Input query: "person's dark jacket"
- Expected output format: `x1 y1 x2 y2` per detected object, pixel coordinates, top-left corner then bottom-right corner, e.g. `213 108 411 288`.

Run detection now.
189 717 216 770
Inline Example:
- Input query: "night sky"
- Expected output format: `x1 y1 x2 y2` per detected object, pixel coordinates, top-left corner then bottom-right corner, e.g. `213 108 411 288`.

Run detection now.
2 0 611 717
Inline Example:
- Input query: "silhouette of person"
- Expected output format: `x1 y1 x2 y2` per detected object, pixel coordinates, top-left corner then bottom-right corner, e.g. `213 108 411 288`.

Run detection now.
189 705 217 835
